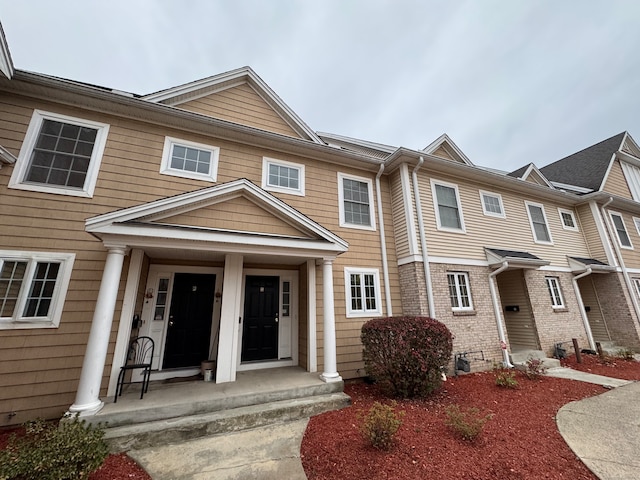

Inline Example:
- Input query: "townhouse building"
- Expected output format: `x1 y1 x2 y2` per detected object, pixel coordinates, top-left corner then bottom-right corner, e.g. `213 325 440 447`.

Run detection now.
1 25 639 427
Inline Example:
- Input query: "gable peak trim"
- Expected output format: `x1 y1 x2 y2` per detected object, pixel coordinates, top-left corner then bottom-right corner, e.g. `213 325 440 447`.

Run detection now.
422 134 473 166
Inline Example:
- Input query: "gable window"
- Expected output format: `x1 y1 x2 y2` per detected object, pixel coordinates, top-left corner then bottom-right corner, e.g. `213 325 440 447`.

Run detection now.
610 212 633 249
432 180 465 232
545 276 565 308
447 272 473 311
525 201 553 244
338 173 375 230
558 208 579 231
262 157 305 196
160 137 219 182
0 251 75 330
9 110 109 197
479 190 505 218
344 268 381 317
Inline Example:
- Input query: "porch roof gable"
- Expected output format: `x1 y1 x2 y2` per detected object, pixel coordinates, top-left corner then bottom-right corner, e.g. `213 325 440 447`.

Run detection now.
86 179 348 254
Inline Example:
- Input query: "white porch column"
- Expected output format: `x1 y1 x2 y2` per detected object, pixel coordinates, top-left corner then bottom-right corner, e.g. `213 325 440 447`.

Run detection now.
320 258 342 382
69 246 127 416
216 254 244 383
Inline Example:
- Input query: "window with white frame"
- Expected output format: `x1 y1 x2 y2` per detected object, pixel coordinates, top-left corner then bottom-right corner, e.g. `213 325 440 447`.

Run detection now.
160 136 219 182
545 276 565 308
338 173 375 230
447 272 473 311
479 190 505 218
558 208 579 231
620 162 640 202
432 180 465 232
610 212 633 249
262 157 305 196
525 201 553 244
344 268 381 317
633 278 640 300
9 110 110 197
0 251 75 329
633 217 640 237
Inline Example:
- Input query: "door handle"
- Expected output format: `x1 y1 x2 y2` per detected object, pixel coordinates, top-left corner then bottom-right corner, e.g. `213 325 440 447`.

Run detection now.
169 315 174 327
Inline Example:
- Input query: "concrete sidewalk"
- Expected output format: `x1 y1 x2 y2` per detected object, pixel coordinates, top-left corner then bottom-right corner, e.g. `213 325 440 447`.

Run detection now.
128 418 309 480
553 369 639 480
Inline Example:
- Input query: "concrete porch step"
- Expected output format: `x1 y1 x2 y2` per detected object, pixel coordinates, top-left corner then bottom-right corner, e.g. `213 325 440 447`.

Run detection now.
105 392 350 452
510 349 561 369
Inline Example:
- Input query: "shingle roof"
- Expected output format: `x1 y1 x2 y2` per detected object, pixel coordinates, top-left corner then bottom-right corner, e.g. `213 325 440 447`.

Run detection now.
569 257 609 266
507 164 531 178
540 133 626 191
486 248 543 260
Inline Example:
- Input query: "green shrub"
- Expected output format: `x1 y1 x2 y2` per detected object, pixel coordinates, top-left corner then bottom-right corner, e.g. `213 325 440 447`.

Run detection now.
0 415 109 480
523 356 547 379
361 316 453 398
617 347 635 360
494 367 518 388
444 404 491 441
360 401 404 450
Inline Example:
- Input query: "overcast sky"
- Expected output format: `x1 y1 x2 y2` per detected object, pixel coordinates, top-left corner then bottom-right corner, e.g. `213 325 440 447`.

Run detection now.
1 1 639 171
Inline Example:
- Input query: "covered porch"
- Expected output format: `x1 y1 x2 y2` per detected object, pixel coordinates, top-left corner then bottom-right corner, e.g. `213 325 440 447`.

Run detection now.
68 180 349 417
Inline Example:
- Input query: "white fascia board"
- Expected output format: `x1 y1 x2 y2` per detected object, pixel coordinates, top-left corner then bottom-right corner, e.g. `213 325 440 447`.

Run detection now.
96 228 347 256
422 133 473 166
597 153 618 192
0 23 14 79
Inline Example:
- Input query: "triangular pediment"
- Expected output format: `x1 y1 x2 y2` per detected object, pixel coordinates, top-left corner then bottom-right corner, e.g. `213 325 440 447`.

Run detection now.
141 67 321 143
151 195 309 238
86 179 348 255
423 134 473 165
621 132 640 158
509 163 554 188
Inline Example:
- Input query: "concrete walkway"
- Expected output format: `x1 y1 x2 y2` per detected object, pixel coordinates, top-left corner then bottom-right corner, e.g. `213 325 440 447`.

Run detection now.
129 418 309 480
128 367 638 480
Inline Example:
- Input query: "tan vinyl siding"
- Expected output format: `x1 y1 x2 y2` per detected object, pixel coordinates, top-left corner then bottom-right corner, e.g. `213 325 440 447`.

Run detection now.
176 84 300 138
496 269 539 349
390 169 410 259
0 89 402 420
610 209 640 266
158 197 306 237
578 276 610 342
431 145 455 161
603 160 633 199
417 171 590 266
576 203 607 261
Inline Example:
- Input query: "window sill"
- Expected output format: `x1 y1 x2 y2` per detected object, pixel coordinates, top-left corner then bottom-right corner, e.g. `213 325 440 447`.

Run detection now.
552 308 568 313
453 310 477 316
0 320 59 330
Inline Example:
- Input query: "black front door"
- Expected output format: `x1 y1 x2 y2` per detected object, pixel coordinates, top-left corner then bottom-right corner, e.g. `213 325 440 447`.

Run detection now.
242 275 279 362
163 273 216 369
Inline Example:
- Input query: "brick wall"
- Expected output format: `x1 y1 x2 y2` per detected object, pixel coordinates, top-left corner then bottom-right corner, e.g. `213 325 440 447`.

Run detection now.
592 273 640 350
523 270 590 356
398 261 430 315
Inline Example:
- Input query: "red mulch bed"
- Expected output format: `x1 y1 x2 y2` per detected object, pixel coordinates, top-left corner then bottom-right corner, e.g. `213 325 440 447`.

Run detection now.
1 354 638 479
301 355 640 480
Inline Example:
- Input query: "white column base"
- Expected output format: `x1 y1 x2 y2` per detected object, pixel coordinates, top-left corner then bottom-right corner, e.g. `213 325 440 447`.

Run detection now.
320 372 343 383
67 399 104 417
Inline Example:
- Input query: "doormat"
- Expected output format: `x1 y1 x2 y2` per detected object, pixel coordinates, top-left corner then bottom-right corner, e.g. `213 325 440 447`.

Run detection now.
162 374 202 384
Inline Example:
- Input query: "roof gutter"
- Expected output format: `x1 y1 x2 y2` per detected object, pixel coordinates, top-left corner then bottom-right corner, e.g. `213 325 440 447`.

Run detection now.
375 163 392 316
412 156 436 318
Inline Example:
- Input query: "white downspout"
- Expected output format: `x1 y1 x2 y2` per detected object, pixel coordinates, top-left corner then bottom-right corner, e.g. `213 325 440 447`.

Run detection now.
412 157 436 318
375 164 392 316
571 268 596 351
488 261 513 367
600 197 640 328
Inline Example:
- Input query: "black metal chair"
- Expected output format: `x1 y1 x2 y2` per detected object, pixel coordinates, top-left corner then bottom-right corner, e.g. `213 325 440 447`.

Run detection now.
114 336 154 402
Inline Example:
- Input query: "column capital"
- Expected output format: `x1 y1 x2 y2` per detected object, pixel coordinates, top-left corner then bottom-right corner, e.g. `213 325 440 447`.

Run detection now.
103 243 129 256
